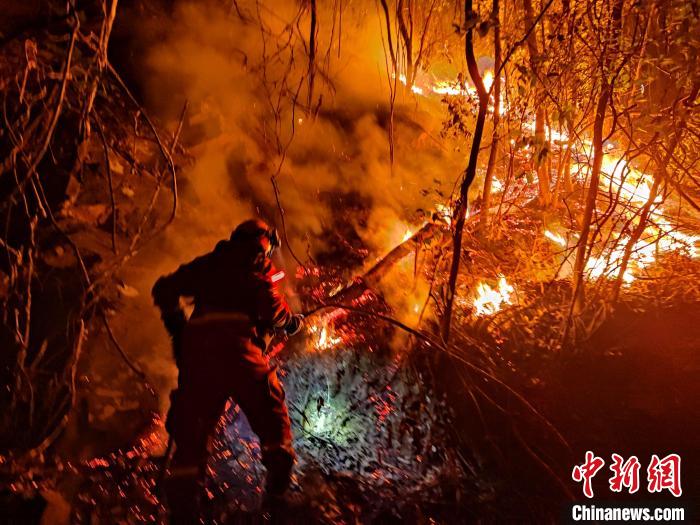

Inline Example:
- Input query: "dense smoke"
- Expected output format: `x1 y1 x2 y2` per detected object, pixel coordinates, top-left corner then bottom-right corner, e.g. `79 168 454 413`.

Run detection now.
136 0 464 269
107 1 470 398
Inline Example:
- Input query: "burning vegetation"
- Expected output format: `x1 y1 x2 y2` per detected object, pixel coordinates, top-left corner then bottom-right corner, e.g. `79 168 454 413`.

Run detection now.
1 0 699 523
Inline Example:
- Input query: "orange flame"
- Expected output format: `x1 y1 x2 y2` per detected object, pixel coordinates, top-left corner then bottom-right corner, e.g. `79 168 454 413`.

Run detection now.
308 323 342 351
544 230 567 247
473 276 515 316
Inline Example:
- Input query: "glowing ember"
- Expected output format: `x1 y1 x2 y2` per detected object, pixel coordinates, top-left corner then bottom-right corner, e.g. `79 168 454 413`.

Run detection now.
402 227 414 242
473 276 515 316
328 282 344 297
544 230 567 247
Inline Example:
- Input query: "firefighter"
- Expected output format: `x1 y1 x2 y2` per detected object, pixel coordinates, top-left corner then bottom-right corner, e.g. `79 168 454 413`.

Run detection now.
152 219 303 520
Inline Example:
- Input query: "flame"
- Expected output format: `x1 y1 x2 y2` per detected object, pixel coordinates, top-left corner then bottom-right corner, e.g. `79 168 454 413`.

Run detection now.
395 73 423 95
544 230 567 247
654 218 698 258
584 227 698 285
482 70 494 91
393 69 507 114
473 276 515 316
397 70 697 291
435 203 452 226
431 80 463 96
598 156 658 206
308 323 342 351
585 244 635 284
568 145 698 284
386 222 417 247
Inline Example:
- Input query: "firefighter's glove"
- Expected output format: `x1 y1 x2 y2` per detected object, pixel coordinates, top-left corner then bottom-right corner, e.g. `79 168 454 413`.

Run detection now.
163 310 186 342
285 314 304 336
163 311 186 365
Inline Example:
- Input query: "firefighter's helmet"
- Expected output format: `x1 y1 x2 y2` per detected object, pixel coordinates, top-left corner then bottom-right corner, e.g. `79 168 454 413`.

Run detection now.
231 219 281 257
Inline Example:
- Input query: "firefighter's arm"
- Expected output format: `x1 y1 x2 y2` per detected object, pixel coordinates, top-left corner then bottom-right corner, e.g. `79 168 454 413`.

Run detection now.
254 273 304 336
152 257 203 337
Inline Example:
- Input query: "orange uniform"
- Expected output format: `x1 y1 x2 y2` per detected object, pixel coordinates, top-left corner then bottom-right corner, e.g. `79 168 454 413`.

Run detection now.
153 221 302 519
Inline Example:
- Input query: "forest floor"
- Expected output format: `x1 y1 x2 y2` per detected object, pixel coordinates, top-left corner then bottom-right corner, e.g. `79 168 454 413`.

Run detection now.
3 283 697 524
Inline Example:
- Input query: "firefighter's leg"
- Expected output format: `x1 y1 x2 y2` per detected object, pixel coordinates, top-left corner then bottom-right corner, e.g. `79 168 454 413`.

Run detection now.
170 390 226 470
235 367 295 497
165 384 227 522
164 387 201 523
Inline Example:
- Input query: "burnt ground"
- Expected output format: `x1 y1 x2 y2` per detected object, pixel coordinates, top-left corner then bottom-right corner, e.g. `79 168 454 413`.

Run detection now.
2 296 697 524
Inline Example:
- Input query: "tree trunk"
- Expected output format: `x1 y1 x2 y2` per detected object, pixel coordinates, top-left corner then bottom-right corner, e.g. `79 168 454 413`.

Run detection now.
379 0 397 166
535 107 550 205
568 0 623 319
570 86 608 313
479 0 501 234
397 0 415 95
610 175 660 302
307 0 317 110
440 0 489 343
330 223 444 304
523 0 550 206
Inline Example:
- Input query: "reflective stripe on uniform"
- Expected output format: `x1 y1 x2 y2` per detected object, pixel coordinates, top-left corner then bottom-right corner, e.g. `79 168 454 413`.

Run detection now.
189 311 251 325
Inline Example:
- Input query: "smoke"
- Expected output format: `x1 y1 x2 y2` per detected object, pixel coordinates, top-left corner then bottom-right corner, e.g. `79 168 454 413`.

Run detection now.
103 0 470 404
137 0 464 264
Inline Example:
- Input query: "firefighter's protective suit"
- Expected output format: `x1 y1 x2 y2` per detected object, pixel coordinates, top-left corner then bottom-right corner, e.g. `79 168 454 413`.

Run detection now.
152 220 302 518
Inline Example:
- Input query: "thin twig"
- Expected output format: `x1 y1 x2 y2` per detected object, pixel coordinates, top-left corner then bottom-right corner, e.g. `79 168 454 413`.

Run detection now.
101 313 151 384
491 0 555 96
102 58 179 225
94 116 118 254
